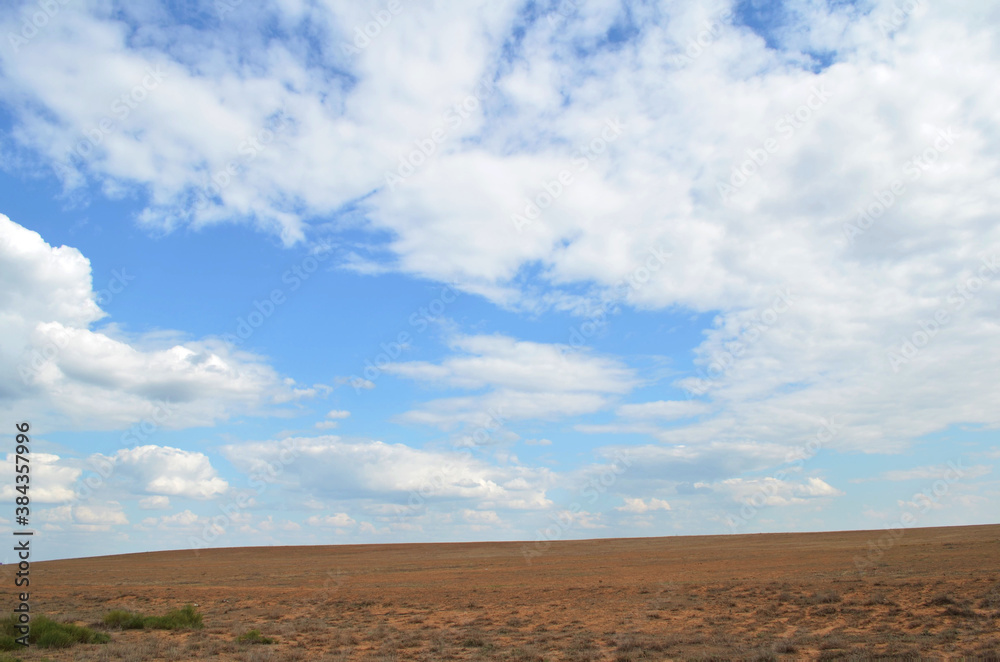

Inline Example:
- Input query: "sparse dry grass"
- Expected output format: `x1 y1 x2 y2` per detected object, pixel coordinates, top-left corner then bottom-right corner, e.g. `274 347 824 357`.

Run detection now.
9 525 1000 660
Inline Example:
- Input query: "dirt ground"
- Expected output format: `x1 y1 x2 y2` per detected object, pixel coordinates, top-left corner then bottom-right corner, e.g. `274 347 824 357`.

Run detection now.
10 524 1000 660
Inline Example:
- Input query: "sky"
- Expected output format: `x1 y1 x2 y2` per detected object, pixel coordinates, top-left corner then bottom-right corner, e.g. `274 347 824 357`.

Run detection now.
0 0 998 562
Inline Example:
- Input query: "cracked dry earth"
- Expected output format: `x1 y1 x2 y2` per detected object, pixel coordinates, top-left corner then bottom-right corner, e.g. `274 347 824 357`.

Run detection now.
14 524 1000 661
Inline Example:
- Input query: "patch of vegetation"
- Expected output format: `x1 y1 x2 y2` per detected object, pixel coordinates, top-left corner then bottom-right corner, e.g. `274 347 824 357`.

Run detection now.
980 584 1000 609
0 614 109 649
101 604 203 631
943 604 978 618
102 609 146 630
926 593 956 606
807 590 842 604
863 591 896 606
237 629 276 645
773 640 798 654
144 604 204 630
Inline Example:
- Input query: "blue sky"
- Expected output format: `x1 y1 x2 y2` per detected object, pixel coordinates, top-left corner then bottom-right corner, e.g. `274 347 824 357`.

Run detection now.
1 0 998 561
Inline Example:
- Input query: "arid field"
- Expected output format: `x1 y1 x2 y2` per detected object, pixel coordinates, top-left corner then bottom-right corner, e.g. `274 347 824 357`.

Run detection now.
8 524 1000 661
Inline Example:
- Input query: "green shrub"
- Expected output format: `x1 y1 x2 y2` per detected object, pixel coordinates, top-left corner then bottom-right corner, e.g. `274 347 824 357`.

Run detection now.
103 610 145 630
0 615 108 649
237 629 276 645
101 604 204 631
143 604 203 630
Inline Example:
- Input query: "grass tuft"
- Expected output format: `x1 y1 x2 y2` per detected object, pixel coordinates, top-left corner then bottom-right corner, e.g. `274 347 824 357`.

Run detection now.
102 610 145 630
0 614 109 649
237 629 276 645
142 604 204 630
101 604 203 631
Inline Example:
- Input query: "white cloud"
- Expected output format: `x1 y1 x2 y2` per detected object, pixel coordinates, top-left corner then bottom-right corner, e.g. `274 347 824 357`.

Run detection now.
461 509 501 525
616 400 711 420
139 495 171 510
74 501 129 526
853 463 992 483
221 435 555 512
315 409 351 430
37 500 128 531
142 509 201 528
616 497 672 513
555 509 605 530
0 214 317 430
0 451 81 503
306 513 356 527
93 445 228 499
713 476 844 507
524 438 552 446
386 334 638 427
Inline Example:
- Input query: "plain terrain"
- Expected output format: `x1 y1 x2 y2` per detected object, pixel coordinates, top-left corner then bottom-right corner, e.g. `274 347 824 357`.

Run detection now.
9 524 1000 660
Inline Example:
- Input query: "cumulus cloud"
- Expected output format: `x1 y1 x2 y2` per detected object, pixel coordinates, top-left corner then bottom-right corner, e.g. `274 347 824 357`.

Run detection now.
708 476 844 507
615 401 711 420
38 500 128 531
139 495 171 510
315 409 351 429
221 435 555 513
306 513 356 527
853 462 992 483
141 509 201 528
0 214 316 430
616 497 672 513
386 334 638 428
0 451 80 503
92 445 229 499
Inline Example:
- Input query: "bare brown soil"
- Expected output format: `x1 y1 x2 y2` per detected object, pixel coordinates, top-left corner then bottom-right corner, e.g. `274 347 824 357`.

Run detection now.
12 524 1000 660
